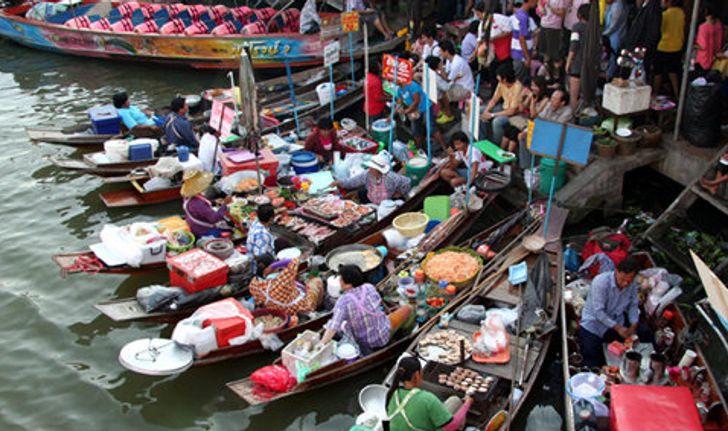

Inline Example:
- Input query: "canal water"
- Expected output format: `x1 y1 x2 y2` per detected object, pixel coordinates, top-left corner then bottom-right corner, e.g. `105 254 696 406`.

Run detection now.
0 40 562 430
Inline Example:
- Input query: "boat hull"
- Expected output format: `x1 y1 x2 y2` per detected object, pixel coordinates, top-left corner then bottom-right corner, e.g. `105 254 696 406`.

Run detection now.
0 9 403 69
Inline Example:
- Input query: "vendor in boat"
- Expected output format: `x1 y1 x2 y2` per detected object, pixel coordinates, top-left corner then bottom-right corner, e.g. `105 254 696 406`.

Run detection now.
304 117 341 164
386 356 474 431
112 91 163 136
246 204 277 260
320 265 412 354
248 258 324 315
440 131 489 188
164 96 199 151
334 153 412 204
579 256 654 367
181 170 232 238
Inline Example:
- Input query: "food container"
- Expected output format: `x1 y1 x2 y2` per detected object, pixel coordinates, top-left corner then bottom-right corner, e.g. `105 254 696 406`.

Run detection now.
291 150 319 175
219 148 279 179
204 238 235 260
392 212 429 238
406 156 431 186
567 372 606 400
421 247 483 287
282 330 335 376
335 342 360 362
88 105 120 135
251 308 289 334
167 248 229 293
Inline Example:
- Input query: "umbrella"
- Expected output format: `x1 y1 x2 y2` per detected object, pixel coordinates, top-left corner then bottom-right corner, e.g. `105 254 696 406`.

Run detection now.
579 0 601 109
238 48 262 194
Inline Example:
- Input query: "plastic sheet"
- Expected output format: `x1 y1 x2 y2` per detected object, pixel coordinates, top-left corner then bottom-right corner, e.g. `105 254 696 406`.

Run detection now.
136 285 186 313
456 305 487 324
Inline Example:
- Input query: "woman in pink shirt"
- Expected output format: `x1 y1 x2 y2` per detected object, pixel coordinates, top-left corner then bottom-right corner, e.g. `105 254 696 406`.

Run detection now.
695 5 723 71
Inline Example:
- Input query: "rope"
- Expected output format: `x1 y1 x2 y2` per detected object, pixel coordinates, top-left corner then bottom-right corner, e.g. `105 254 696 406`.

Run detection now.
60 254 105 276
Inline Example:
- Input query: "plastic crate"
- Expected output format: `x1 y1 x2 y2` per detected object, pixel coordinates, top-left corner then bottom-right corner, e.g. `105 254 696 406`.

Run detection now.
167 248 229 293
281 330 335 376
88 105 120 135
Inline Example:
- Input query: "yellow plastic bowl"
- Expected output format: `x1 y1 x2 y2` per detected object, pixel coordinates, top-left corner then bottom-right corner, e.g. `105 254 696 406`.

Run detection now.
392 212 429 238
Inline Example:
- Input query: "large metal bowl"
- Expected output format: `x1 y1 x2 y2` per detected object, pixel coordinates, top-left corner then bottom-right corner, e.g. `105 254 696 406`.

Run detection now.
326 244 384 273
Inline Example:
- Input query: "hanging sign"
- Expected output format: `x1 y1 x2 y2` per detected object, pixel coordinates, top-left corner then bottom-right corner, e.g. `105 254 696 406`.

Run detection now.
323 40 340 67
382 54 413 85
530 118 593 166
220 106 235 138
341 12 359 32
425 67 439 103
209 99 224 131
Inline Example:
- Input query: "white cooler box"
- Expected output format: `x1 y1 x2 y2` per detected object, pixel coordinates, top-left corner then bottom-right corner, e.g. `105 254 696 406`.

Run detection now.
282 330 335 376
138 239 167 265
602 83 651 115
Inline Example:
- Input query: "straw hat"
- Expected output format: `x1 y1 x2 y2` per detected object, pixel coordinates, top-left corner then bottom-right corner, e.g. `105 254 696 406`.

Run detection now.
365 153 391 175
180 169 214 198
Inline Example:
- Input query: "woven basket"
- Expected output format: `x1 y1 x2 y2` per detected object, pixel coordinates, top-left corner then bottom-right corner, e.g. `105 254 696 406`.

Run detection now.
393 212 429 238
421 247 483 287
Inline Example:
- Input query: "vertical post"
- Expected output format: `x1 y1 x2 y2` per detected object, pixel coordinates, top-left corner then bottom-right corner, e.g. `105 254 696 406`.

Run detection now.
673 0 702 141
542 124 568 239
364 23 370 131
388 55 399 154
465 74 481 210
424 62 431 163
328 63 335 121
527 146 535 208
285 58 301 137
348 32 355 82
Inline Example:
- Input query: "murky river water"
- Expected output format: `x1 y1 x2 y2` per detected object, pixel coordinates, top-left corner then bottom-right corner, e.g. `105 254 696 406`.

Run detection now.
0 40 561 431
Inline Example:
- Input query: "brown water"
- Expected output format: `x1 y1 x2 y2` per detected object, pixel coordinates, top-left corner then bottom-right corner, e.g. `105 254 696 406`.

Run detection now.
0 40 380 431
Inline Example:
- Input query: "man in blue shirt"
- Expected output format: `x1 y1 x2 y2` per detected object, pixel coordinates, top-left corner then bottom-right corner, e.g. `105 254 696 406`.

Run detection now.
579 256 654 367
164 97 199 151
112 92 163 136
396 73 444 150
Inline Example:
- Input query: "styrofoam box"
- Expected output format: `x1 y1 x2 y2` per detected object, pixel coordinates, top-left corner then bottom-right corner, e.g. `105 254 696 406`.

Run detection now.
602 83 652 115
282 330 335 376
139 239 167 265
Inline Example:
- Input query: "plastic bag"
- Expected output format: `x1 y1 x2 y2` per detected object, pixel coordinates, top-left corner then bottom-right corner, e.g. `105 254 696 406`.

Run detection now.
136 285 186 313
525 405 562 431
474 314 508 355
259 333 285 351
456 305 487 324
216 170 265 195
143 176 173 191
251 365 297 392
99 224 142 267
377 200 402 221
146 156 182 179
486 307 519 328
683 83 721 148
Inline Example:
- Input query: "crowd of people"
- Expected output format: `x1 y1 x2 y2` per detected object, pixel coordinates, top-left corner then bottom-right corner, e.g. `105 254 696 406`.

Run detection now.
362 0 727 178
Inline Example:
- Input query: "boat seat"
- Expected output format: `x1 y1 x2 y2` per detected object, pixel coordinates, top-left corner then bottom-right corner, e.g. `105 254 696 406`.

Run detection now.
210 20 243 36
44 4 96 24
270 8 300 33
183 20 212 36
206 5 230 25
241 21 266 35
249 7 276 24
88 17 111 31
109 17 134 33
231 6 254 24
64 14 101 29
159 17 191 34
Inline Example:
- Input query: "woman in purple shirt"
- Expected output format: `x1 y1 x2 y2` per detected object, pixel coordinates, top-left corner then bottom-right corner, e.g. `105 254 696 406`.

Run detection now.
180 170 232 237
321 265 412 353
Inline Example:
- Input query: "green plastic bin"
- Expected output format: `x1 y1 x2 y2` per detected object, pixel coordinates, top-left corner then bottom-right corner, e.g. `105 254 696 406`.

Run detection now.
424 196 451 221
539 158 567 194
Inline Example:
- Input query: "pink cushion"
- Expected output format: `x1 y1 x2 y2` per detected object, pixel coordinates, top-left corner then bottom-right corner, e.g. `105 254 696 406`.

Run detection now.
207 5 229 24
241 21 266 35
183 21 209 35
88 17 111 31
65 16 92 29
117 2 140 18
134 20 159 33
159 18 186 34
109 18 134 33
210 21 238 36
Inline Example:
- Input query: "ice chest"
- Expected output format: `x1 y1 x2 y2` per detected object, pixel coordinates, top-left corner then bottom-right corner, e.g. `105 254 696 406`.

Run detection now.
139 239 167 265
282 330 335 376
219 148 279 179
167 248 229 293
129 143 154 161
602 83 652 115
610 385 702 431
88 105 120 135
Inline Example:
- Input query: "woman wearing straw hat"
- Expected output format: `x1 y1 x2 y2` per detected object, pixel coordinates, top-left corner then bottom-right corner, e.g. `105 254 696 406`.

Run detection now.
334 152 411 205
181 169 232 238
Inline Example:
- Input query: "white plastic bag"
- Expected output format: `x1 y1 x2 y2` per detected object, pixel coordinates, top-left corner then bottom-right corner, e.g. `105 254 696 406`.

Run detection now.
146 157 182 179
377 199 402 221
99 224 142 267
216 170 264 195
143 176 173 191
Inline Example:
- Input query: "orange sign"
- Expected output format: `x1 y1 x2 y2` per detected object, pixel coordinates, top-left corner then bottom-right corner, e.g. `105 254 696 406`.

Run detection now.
382 54 413 85
341 12 359 33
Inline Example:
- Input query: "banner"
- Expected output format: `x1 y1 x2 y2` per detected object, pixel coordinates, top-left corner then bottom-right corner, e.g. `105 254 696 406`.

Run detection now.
341 12 359 32
220 106 235 137
209 99 223 131
382 54 413 85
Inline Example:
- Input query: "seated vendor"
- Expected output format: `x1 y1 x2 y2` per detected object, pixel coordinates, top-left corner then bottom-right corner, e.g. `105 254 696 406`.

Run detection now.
181 170 232 238
699 151 728 198
246 204 276 259
164 96 199 151
320 265 412 353
440 131 488 188
579 256 654 367
112 91 163 136
386 356 474 431
248 258 324 315
335 153 412 205
304 117 341 164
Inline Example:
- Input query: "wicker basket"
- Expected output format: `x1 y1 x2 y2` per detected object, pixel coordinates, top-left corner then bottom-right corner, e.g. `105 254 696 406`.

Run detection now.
393 212 429 238
421 247 484 287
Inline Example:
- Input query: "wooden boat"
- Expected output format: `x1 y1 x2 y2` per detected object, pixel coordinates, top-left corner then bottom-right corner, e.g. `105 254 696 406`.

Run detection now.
94 193 517 326
224 201 526 404
25 63 359 147
99 179 181 208
49 151 158 177
368 213 564 430
559 233 728 430
0 2 403 70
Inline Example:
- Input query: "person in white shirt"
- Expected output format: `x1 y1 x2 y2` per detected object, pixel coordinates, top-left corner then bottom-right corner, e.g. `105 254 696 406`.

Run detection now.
436 40 475 124
461 20 480 63
440 131 488 187
415 25 441 73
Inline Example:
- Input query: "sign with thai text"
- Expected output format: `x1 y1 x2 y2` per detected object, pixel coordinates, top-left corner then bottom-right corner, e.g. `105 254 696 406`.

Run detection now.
382 54 413 85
